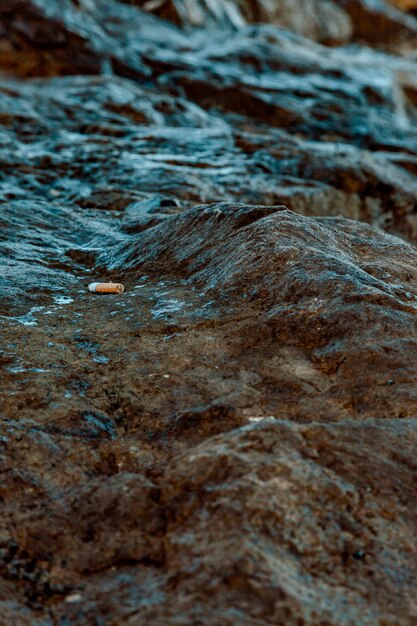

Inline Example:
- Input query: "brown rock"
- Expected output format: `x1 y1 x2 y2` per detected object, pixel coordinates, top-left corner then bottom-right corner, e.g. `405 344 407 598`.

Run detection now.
156 419 417 625
103 202 417 422
1 1 417 624
336 0 417 52
168 0 353 44
125 0 417 50
389 0 417 10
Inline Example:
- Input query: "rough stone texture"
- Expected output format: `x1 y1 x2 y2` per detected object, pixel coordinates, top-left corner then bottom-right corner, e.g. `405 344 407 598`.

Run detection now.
124 0 417 48
1 1 417 625
122 0 352 37
336 0 417 52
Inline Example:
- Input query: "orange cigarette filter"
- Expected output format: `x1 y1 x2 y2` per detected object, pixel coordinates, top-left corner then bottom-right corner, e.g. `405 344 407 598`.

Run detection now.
88 282 124 294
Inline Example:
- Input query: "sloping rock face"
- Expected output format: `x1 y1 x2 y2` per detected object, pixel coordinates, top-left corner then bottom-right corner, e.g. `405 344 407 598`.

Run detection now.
133 0 354 43
1 1 417 625
125 0 417 49
124 0 417 53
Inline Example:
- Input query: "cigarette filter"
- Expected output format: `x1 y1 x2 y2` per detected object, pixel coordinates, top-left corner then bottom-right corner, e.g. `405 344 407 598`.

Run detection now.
88 282 125 294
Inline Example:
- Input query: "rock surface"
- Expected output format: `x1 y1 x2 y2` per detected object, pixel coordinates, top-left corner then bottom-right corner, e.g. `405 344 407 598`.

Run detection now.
390 0 417 9
125 0 417 48
1 1 417 625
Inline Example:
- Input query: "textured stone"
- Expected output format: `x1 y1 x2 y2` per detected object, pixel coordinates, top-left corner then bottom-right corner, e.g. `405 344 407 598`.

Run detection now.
123 0 353 39
125 0 417 49
1 1 417 625
336 0 417 52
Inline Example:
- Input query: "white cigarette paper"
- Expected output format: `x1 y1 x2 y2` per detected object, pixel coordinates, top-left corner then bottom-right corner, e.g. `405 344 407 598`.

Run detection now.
88 282 125 294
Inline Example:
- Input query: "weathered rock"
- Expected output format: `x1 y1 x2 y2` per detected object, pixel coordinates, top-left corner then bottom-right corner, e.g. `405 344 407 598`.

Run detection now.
103 202 417 422
125 0 417 50
124 0 352 40
1 0 417 625
155 419 417 625
336 0 417 52
239 0 353 43
0 0 179 78
3 201 417 624
1 24 417 250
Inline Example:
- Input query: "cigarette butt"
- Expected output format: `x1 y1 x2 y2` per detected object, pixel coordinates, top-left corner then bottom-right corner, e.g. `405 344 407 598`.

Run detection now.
88 282 125 294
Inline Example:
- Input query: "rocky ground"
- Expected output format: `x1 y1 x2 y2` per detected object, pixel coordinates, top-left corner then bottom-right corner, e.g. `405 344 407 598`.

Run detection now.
1 1 417 624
